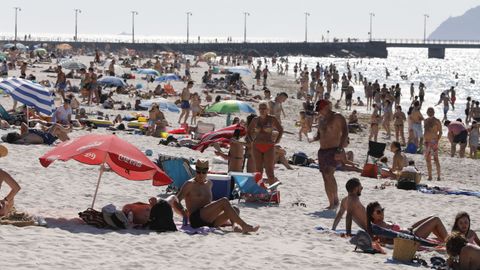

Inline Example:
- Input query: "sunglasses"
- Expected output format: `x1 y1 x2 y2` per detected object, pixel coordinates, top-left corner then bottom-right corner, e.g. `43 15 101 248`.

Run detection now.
196 169 208 174
375 208 385 214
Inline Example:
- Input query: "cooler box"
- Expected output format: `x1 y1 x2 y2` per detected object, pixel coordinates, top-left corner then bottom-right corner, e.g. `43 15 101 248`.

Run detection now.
207 174 233 200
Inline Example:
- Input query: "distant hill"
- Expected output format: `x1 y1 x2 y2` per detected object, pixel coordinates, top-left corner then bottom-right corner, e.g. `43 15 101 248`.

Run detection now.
429 6 480 40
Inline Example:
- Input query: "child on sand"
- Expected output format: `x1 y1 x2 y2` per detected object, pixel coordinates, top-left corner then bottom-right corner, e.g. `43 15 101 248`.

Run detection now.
298 111 309 141
452 212 480 246
468 121 479 159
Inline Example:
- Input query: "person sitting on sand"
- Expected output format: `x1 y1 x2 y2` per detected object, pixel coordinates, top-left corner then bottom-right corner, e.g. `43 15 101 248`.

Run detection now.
452 212 480 246
274 145 293 170
348 110 362 133
446 233 480 270
354 97 364 106
366 201 448 243
0 146 21 217
332 178 367 235
53 99 72 127
388 141 407 178
173 159 259 233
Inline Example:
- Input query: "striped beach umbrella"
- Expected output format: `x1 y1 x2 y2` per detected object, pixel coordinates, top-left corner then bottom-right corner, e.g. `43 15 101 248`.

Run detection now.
0 78 55 116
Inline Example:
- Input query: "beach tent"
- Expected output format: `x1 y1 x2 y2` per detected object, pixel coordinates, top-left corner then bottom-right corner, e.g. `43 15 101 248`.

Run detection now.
60 59 87 70
97 76 127 88
0 78 55 116
39 134 172 208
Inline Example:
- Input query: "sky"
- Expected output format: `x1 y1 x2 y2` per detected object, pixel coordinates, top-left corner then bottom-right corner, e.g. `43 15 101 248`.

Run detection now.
0 0 479 42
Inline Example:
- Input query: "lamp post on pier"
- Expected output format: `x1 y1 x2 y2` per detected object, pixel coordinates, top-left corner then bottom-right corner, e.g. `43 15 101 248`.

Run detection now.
243 12 250 43
369 12 375 41
14 7 22 42
131 11 138 43
304 12 310 43
423 14 430 43
74 9 82 41
186 12 192 44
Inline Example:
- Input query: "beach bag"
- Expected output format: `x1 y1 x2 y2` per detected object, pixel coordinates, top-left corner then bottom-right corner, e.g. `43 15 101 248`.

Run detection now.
349 230 379 254
405 143 417 154
78 208 108 228
397 179 417 190
392 237 420 262
292 152 309 166
361 163 378 178
147 200 177 232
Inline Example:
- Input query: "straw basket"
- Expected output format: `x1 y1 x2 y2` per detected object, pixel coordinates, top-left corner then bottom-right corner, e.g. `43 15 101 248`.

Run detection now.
392 237 420 262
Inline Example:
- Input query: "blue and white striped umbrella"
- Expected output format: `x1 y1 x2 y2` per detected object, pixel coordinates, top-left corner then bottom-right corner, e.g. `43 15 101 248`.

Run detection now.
154 73 181 82
98 76 127 87
0 78 55 116
60 59 87 70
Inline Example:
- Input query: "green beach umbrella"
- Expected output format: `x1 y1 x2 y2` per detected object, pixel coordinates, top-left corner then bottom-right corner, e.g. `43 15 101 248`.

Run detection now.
205 100 256 114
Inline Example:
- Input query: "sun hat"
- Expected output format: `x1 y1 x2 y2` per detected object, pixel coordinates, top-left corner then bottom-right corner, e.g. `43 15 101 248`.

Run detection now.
195 159 209 170
102 204 129 230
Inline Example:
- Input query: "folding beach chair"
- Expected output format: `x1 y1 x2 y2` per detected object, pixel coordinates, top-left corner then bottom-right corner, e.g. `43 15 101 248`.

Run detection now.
156 154 195 193
0 104 24 125
230 172 280 204
361 141 386 178
193 121 215 140
0 104 12 122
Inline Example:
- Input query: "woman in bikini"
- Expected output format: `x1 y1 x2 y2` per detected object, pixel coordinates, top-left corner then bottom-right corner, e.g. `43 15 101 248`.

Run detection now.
366 201 448 244
452 212 480 246
247 102 283 185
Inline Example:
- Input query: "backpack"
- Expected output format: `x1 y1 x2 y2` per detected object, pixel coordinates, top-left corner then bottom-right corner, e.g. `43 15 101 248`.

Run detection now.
292 152 309 166
147 200 177 232
350 230 377 254
397 179 417 190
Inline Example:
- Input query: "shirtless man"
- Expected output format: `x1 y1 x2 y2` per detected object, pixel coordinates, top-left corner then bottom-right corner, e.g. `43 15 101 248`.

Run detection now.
423 107 442 180
390 141 407 177
410 101 425 150
214 129 245 172
174 160 259 233
436 93 453 122
445 120 468 158
446 233 480 270
309 100 348 209
55 66 67 100
178 81 193 124
332 178 367 235
269 92 288 124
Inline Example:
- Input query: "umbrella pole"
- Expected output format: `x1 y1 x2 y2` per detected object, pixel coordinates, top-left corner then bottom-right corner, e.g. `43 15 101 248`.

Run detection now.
91 163 106 209
26 106 29 127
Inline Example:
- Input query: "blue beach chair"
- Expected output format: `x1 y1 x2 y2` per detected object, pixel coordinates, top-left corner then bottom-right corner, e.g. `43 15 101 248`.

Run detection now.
230 172 280 203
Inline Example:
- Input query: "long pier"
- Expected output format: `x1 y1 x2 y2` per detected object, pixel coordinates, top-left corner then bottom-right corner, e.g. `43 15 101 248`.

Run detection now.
3 37 480 59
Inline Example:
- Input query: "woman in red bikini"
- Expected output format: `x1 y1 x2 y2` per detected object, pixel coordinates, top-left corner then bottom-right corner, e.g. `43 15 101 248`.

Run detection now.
247 102 283 184
366 201 448 244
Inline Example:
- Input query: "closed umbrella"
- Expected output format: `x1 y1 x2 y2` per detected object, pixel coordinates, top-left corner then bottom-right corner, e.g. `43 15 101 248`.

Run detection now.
60 59 87 70
98 76 127 88
154 74 180 82
39 134 172 208
205 100 256 114
0 78 55 116
139 98 180 113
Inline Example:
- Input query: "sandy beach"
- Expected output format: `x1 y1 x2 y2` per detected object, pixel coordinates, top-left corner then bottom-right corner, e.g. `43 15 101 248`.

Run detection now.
0 53 479 270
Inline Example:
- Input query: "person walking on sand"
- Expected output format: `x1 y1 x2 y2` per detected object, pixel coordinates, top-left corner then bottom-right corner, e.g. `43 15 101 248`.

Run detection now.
55 66 67 100
445 119 468 158
393 105 406 145
178 81 193 124
436 92 454 122
309 100 348 210
468 121 479 159
174 159 259 233
424 107 442 180
332 178 367 235
410 101 424 151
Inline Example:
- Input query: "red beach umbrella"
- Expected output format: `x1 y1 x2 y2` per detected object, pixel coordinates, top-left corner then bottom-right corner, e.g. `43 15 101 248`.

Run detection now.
39 134 171 208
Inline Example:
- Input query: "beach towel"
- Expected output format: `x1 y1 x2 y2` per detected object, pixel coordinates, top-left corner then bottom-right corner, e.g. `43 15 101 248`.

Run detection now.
417 185 480 198
177 224 216 235
192 137 230 153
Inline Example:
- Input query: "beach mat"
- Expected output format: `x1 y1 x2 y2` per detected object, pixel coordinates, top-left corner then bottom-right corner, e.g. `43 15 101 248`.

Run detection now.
417 185 480 198
177 223 216 235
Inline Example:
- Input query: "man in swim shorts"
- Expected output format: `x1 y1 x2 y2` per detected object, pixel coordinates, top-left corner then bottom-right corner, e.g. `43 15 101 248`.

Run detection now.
309 99 348 210
174 159 259 233
445 120 468 158
55 66 67 100
178 81 193 124
424 107 442 180
332 178 367 235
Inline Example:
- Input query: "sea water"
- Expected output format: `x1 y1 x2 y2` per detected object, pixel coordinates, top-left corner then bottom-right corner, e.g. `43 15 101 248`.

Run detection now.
286 47 480 123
